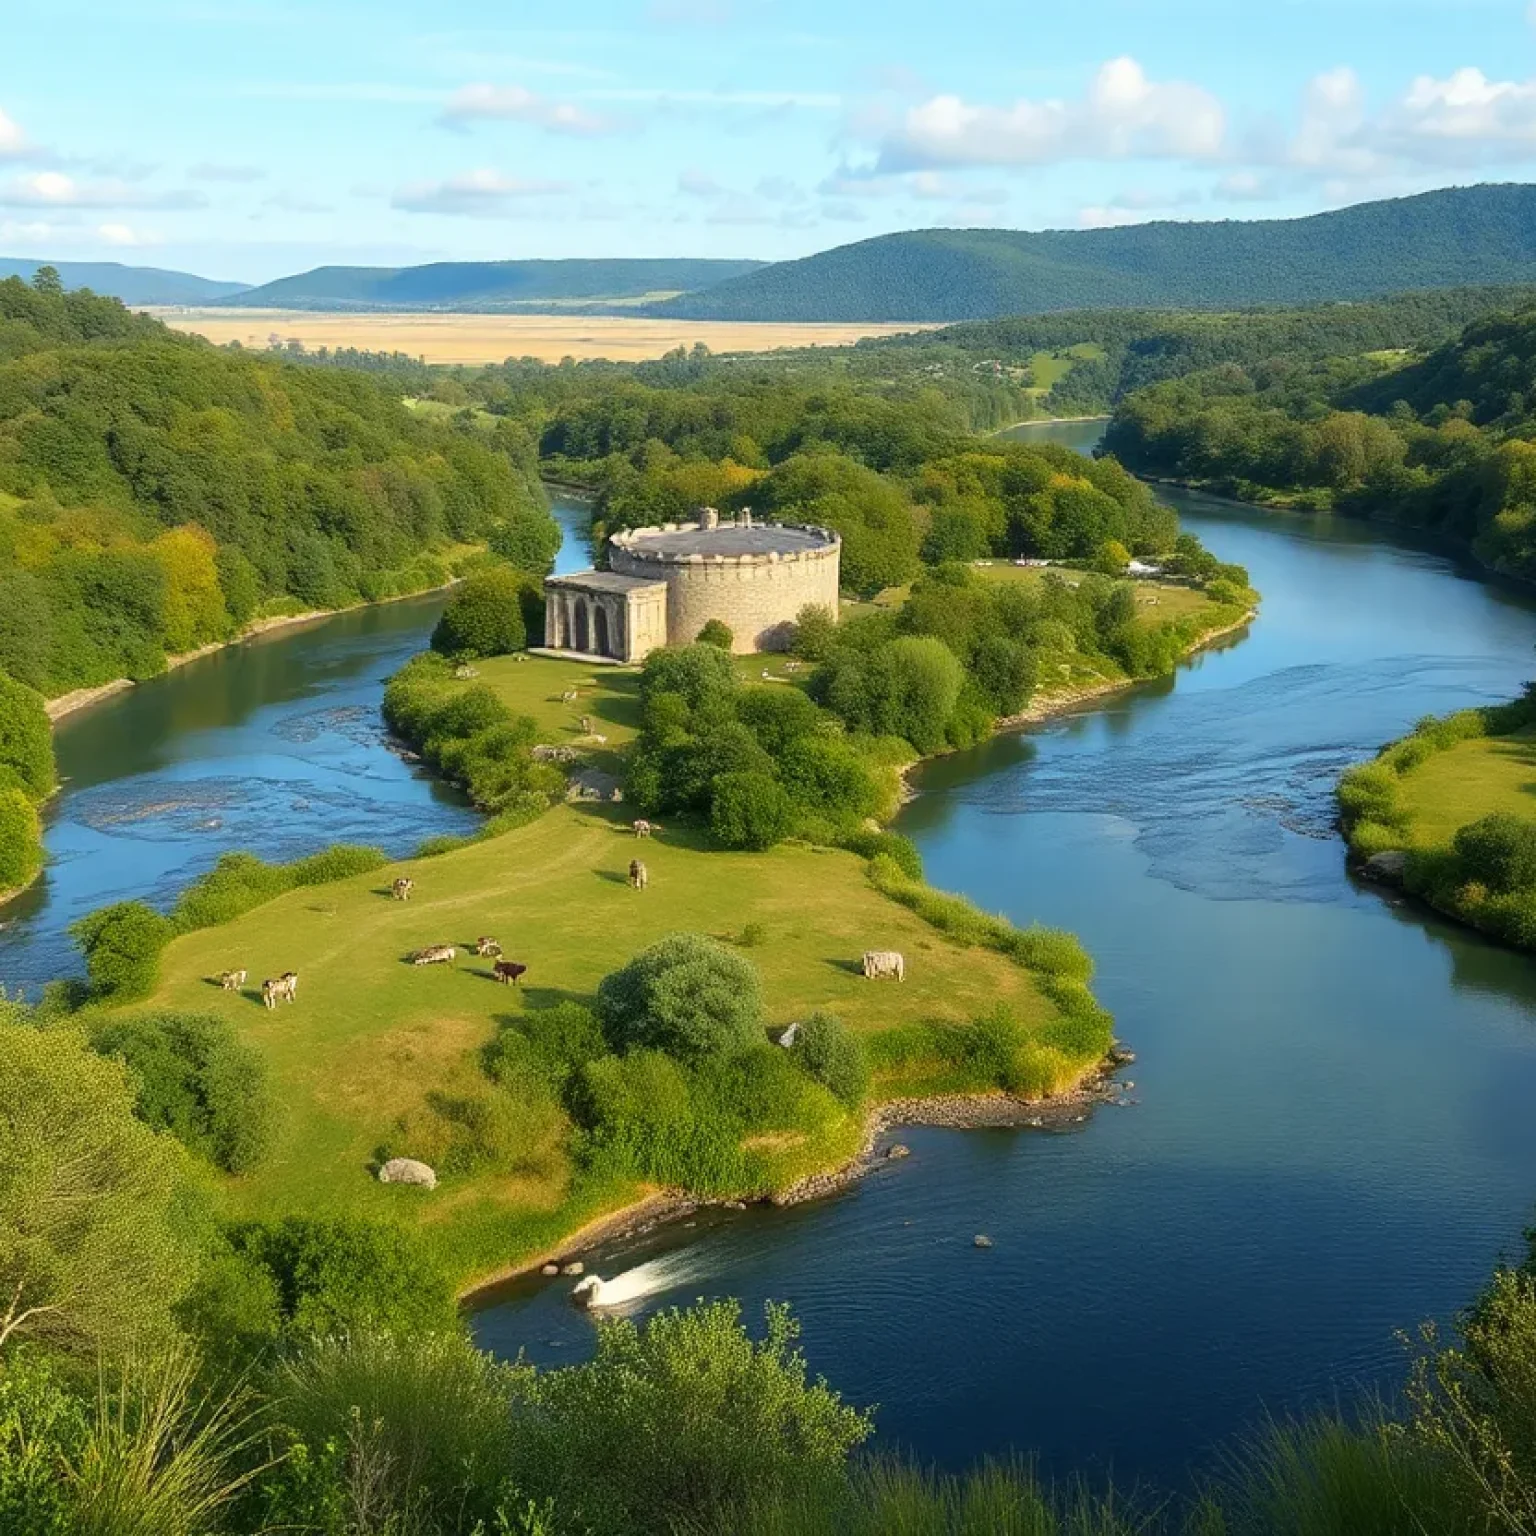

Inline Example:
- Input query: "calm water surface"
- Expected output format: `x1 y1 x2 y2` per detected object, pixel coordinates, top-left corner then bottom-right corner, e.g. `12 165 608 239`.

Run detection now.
472 431 1536 1488
0 493 594 988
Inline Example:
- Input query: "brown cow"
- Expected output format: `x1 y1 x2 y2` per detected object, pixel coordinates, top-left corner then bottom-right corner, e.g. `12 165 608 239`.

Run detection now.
392 877 414 901
474 936 503 957
629 858 648 890
494 959 527 985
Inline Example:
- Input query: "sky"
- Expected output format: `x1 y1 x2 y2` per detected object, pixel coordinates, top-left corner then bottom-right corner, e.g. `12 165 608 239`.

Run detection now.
4 0 1536 283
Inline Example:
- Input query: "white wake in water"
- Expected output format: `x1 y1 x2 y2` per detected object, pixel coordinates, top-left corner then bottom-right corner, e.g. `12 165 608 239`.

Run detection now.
573 1249 714 1311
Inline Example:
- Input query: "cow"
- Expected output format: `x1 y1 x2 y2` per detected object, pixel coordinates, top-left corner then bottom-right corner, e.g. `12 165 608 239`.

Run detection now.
474 936 503 957
219 968 247 992
493 959 527 986
629 858 648 890
580 715 592 734
862 950 906 982
392 877 414 902
411 944 456 966
261 972 298 1009
560 689 579 704
632 818 656 838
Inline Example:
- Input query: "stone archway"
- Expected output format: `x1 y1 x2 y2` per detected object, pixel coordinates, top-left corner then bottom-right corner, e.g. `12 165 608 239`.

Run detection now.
573 599 591 655
594 604 612 659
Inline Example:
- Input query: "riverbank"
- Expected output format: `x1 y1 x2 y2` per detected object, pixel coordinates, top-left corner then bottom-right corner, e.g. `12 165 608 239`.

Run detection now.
44 583 463 724
994 414 1111 434
460 1057 1138 1302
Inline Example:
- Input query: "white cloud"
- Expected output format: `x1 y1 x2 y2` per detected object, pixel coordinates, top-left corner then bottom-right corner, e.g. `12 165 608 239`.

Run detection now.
876 57 1226 171
97 222 160 247
1215 170 1281 201
1377 68 1536 162
0 172 206 210
391 168 573 215
0 106 32 160
441 83 615 136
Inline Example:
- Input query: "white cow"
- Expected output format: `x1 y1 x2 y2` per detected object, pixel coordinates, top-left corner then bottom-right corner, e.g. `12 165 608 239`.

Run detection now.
862 950 906 982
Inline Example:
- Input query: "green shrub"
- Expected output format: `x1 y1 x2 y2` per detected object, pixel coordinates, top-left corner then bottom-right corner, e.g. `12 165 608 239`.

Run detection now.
791 1012 869 1109
0 787 42 891
505 1300 873 1533
384 1084 566 1180
790 603 838 662
0 670 54 800
287 844 386 885
1453 812 1536 893
262 1331 517 1536
697 617 734 649
227 1215 458 1338
596 933 765 1064
840 827 924 881
486 1001 607 1097
431 566 531 658
89 1011 276 1173
70 900 175 1003
169 844 385 933
711 770 795 850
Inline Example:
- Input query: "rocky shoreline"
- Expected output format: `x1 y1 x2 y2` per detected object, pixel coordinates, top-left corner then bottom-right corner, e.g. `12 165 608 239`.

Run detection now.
465 1044 1140 1302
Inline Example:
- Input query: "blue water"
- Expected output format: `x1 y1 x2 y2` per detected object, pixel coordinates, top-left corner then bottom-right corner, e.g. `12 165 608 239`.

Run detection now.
472 444 1536 1488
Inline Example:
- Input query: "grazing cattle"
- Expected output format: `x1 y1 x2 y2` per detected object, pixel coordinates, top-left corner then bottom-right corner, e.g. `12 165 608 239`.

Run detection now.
560 689 578 703
392 877 414 902
580 715 592 733
632 818 656 838
862 950 906 982
219 968 247 992
411 944 456 966
474 936 503 957
629 858 648 890
261 972 298 1009
493 959 528 986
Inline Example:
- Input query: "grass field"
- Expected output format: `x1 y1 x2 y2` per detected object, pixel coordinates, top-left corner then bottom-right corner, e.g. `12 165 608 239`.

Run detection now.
149 309 935 364
1024 343 1104 397
128 801 1063 1282
1394 726 1536 848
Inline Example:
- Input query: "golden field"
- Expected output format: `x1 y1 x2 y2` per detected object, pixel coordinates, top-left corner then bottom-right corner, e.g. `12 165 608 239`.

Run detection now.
147 307 934 364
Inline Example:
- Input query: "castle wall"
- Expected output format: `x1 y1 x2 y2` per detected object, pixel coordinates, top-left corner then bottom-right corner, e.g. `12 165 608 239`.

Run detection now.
608 523 840 654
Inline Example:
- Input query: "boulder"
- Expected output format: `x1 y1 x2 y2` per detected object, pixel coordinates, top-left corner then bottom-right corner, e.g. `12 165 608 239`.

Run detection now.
886 1143 911 1160
377 1157 436 1190
540 1263 560 1277
561 1261 584 1277
1362 849 1408 884
973 1234 993 1249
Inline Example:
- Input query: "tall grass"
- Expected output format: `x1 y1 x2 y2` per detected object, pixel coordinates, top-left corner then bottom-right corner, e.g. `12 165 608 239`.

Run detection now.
66 1350 265 1536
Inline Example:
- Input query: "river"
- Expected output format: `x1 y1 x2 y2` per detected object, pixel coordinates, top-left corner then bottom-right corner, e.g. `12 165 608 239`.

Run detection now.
5 462 1536 1489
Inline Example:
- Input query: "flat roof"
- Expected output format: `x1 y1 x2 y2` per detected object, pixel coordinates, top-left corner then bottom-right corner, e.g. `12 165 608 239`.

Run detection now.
546 569 666 595
622 524 834 558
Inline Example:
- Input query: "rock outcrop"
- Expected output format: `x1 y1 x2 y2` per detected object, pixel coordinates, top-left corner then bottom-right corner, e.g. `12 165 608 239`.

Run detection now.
377 1157 437 1189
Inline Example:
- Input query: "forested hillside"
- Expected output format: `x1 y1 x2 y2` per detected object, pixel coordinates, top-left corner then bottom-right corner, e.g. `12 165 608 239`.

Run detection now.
1103 299 1536 581
654 186 1536 322
0 257 250 306
232 257 766 312
0 272 555 700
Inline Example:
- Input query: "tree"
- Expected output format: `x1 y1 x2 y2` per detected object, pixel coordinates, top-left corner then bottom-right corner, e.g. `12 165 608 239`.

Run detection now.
710 770 794 850
1454 812 1536 893
791 1012 869 1109
697 618 734 650
596 933 764 1063
0 790 41 892
431 567 530 658
0 1024 198 1357
824 635 964 754
791 603 838 663
30 265 63 297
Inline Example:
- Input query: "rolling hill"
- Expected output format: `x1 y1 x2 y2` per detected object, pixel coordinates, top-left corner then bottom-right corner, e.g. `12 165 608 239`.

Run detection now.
651 185 1536 323
0 258 250 306
229 257 766 311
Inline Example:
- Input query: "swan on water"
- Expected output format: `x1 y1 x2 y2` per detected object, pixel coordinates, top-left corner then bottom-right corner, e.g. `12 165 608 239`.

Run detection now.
571 1274 608 1308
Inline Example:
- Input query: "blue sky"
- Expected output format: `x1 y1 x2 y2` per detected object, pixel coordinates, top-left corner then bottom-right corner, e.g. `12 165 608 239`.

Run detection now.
4 0 1536 282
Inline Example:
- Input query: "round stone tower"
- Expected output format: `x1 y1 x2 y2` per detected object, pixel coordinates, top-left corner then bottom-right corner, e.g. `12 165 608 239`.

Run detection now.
607 517 840 654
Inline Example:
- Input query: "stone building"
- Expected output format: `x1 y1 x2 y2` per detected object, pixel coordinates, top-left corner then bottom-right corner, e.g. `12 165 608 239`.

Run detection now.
542 512 840 661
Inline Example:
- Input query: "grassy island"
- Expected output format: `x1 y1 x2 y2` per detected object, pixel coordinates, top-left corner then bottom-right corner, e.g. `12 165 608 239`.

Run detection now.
1338 689 1536 948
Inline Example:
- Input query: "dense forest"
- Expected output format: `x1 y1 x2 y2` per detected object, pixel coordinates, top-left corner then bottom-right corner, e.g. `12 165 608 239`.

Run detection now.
652 185 1536 322
1103 301 1536 581
0 272 557 700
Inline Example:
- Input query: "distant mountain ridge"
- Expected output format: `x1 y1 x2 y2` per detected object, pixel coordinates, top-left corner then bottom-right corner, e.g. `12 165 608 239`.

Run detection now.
228 258 767 311
0 258 250 306
650 186 1536 323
